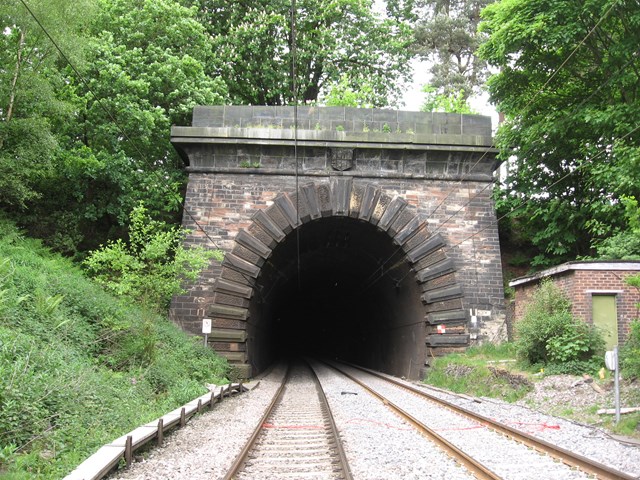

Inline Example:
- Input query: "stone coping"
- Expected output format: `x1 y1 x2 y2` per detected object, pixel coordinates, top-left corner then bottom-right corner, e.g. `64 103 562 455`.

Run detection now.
174 106 494 148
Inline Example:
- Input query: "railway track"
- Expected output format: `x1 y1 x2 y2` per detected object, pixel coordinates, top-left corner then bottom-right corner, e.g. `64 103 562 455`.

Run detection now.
103 358 639 479
319 359 636 480
224 360 352 480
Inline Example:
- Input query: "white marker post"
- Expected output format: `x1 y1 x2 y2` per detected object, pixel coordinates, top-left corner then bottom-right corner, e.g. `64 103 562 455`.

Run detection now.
202 318 212 347
605 347 620 424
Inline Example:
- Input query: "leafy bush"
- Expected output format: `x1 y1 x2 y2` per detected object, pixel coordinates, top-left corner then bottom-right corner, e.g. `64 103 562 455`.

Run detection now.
515 280 604 367
540 358 604 376
84 203 223 312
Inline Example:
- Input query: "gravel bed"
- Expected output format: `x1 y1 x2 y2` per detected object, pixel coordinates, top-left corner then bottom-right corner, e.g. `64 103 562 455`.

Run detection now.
401 376 640 477
108 364 286 480
335 363 592 480
105 362 640 480
310 360 474 480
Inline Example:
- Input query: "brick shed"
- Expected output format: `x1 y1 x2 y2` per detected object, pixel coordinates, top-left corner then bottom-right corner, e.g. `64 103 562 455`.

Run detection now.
509 261 640 348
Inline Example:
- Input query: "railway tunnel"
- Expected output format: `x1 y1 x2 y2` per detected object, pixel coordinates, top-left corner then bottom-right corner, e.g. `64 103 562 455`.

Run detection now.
170 106 506 380
248 213 427 377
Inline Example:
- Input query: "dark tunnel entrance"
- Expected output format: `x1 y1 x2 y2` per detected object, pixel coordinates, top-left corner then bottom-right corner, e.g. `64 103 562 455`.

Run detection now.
247 216 428 379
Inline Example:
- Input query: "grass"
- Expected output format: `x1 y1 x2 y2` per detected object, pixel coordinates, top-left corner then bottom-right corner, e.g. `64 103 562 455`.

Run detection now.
425 341 640 440
424 342 533 402
0 217 230 478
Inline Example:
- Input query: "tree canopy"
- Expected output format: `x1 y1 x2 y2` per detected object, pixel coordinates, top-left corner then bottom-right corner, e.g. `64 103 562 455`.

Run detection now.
479 0 640 266
413 0 490 100
1 0 416 257
191 0 414 106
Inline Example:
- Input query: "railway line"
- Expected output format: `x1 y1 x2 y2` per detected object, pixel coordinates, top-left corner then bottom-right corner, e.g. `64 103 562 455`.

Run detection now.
316 359 635 480
224 360 352 480
103 358 640 480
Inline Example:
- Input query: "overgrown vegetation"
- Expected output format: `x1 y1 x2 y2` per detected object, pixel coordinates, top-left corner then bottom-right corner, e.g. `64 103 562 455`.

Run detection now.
83 203 222 312
621 273 640 380
0 217 229 478
424 343 532 402
515 280 605 374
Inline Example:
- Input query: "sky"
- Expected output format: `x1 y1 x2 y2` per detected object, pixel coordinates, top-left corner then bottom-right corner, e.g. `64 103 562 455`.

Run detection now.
400 59 500 131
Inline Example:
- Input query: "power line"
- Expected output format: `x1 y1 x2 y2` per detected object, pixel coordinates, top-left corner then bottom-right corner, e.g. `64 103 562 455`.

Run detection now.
291 0 302 292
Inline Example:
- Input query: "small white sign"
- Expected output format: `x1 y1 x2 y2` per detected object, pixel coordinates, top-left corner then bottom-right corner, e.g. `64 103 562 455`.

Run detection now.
605 350 617 371
202 318 212 334
476 310 492 317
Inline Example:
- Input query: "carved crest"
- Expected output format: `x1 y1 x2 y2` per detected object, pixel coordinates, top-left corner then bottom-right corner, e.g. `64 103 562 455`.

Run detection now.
330 148 355 171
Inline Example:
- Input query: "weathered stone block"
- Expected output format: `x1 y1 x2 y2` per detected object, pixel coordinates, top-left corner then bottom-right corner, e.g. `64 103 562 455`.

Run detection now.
371 192 392 226
422 285 463 304
235 230 271 259
416 258 455 283
378 197 407 232
425 309 467 325
406 233 446 264
426 334 469 346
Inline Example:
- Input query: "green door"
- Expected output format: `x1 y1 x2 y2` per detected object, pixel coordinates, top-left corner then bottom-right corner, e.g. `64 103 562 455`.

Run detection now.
592 295 618 350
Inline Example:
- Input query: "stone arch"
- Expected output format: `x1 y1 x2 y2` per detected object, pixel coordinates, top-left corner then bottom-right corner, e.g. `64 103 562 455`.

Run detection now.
206 178 468 376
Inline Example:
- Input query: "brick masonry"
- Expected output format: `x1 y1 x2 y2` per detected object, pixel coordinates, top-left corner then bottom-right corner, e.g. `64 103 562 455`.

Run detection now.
511 262 640 345
170 106 506 378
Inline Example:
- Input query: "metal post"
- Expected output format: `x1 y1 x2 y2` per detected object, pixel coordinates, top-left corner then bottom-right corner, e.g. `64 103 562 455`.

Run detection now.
203 333 208 347
614 345 620 424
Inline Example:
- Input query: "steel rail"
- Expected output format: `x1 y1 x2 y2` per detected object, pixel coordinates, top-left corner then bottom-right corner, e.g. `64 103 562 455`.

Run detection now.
223 361 352 480
320 360 500 480
222 365 291 480
334 360 637 480
307 359 354 480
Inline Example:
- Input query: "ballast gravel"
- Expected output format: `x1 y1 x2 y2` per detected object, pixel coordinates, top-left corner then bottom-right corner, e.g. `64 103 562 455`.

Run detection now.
407 378 640 477
109 364 287 480
108 363 640 480
310 360 474 480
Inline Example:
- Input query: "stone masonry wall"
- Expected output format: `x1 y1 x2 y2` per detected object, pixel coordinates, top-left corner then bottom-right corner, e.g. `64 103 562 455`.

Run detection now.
172 172 505 342
170 106 506 367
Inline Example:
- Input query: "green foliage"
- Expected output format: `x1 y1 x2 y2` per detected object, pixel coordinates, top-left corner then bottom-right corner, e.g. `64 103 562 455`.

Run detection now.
0 0 94 210
84 203 222 312
0 217 229 477
194 0 413 106
412 0 490 99
480 0 640 266
620 320 640 379
540 358 604 376
612 413 640 437
423 342 532 402
321 75 375 108
592 196 640 260
1 0 228 256
420 85 477 114
515 280 605 366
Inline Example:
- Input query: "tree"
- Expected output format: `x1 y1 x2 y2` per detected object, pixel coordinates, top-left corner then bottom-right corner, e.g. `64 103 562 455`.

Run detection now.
190 0 413 106
420 85 476 113
413 0 490 101
591 196 640 260
0 0 96 208
479 0 640 266
80 0 227 163
15 0 229 255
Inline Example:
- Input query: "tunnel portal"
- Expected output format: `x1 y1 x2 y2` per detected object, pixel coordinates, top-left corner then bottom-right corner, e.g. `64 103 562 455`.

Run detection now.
170 106 506 379
250 215 426 377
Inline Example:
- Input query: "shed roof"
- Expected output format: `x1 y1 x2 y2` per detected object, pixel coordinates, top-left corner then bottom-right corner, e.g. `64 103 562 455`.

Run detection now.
509 261 640 288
